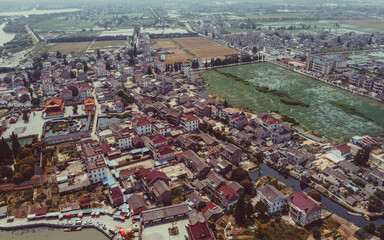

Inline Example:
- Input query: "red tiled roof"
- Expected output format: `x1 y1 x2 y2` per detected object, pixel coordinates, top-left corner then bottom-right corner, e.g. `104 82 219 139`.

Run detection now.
183 114 198 122
109 186 123 200
186 222 215 240
156 145 174 155
201 202 216 214
289 191 320 214
134 168 151 181
262 117 279 125
99 143 111 154
134 117 151 127
336 144 350 155
145 170 169 185
218 185 238 201
152 135 167 145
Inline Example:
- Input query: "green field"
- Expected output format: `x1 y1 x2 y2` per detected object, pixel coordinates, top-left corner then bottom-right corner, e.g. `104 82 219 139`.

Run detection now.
200 63 384 141
254 20 384 35
33 17 96 32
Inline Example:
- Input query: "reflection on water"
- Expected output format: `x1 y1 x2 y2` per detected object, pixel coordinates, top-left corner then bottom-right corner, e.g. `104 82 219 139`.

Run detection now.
0 23 16 46
0 227 107 240
0 8 81 17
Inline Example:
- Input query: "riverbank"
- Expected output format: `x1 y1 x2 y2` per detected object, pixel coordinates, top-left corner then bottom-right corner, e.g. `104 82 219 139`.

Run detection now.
0 227 107 240
252 163 384 228
0 212 129 239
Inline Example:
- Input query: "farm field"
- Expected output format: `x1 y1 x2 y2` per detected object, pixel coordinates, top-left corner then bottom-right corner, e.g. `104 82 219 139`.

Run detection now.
341 20 384 31
151 37 239 64
49 41 92 54
200 62 384 141
89 40 126 49
245 12 308 20
151 38 192 64
32 17 96 32
255 20 384 35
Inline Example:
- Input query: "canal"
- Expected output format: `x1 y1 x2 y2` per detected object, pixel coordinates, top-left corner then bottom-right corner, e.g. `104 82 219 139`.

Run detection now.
251 163 384 228
0 23 16 46
0 227 107 240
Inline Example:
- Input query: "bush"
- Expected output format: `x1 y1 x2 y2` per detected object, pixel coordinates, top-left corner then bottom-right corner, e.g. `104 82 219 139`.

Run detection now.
312 227 321 239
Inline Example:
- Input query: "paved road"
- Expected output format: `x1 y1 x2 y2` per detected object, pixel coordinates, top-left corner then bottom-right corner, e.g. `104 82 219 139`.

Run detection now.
91 88 101 140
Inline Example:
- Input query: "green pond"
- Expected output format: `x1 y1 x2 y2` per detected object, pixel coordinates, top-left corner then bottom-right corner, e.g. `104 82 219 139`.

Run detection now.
200 63 384 141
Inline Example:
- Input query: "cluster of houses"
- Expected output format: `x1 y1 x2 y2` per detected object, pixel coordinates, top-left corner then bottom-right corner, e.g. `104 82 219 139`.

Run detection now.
2 20 384 239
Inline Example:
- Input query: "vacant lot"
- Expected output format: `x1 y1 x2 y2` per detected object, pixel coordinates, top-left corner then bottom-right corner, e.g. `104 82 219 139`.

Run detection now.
151 38 192 64
341 20 384 31
89 40 126 49
151 37 239 63
50 42 92 54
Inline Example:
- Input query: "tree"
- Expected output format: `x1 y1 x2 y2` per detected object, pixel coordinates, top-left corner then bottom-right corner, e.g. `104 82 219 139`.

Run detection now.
22 111 29 122
254 200 268 217
234 195 246 224
312 227 321 239
368 196 383 212
353 147 371 167
246 200 254 218
11 172 24 184
198 201 207 210
0 166 13 179
308 189 321 201
0 138 12 165
83 62 88 72
72 104 78 114
231 167 250 183
124 231 135 240
364 222 376 234
31 98 40 107
147 66 152 75
240 179 253 196
11 132 21 157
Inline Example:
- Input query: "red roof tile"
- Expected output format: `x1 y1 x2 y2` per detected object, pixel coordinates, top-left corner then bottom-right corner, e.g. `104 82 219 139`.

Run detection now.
182 114 198 122
186 222 215 240
289 191 320 214
218 185 238 201
145 170 169 185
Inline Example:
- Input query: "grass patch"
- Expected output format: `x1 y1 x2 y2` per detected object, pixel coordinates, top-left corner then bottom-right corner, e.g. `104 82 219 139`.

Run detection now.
329 100 374 122
33 17 95 32
213 69 309 107
256 219 309 240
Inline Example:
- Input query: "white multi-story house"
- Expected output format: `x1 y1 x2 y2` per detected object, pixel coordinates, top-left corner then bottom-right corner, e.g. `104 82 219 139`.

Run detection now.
79 83 92 100
154 145 175 162
86 158 108 184
42 82 55 96
114 130 132 150
261 117 282 132
152 121 172 136
82 142 104 162
40 73 52 84
287 191 322 226
133 117 152 136
257 184 286 213
42 61 51 68
181 114 199 132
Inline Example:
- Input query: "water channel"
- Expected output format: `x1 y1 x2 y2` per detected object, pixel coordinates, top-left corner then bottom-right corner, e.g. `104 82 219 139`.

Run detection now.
251 163 384 228
0 227 107 240
0 23 16 46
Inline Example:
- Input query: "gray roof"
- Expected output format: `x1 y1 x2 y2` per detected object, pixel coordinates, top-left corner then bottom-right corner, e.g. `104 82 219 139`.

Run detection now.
127 194 146 210
141 203 189 222
257 184 285 204
226 143 241 154
183 150 209 172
